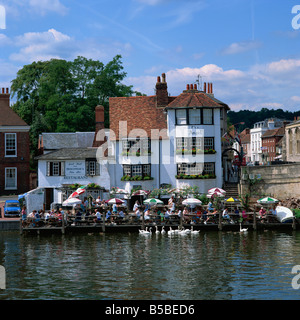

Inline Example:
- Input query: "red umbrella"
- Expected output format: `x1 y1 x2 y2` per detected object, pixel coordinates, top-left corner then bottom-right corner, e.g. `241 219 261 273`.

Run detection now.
207 187 226 195
106 198 125 204
132 190 150 196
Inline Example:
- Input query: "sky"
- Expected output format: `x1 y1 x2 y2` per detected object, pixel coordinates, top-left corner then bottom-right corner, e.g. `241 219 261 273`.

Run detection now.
1 0 300 112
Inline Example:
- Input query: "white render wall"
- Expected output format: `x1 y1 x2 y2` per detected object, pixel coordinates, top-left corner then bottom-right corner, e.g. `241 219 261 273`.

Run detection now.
107 108 224 194
38 160 111 203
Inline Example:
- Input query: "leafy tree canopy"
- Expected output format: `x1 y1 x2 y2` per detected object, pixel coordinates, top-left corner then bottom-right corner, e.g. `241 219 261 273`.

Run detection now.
11 55 139 163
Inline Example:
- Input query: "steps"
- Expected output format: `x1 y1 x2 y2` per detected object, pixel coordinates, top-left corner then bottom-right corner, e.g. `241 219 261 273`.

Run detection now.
223 183 239 199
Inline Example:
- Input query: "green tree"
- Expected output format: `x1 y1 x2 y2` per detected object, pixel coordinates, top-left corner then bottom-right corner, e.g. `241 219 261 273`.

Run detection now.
11 55 136 165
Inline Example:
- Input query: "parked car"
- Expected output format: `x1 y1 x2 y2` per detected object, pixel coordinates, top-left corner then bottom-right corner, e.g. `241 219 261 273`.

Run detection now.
4 200 21 217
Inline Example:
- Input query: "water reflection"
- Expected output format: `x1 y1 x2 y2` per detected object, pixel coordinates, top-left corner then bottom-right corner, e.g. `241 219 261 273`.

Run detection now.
0 231 299 299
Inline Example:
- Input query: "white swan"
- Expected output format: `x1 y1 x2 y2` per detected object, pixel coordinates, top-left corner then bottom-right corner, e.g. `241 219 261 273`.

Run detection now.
168 227 175 236
178 227 188 235
139 227 151 235
239 223 248 233
155 226 160 234
191 226 200 234
161 226 166 234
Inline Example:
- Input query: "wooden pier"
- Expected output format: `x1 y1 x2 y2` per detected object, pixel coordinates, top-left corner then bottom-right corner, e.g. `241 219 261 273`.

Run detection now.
20 219 300 235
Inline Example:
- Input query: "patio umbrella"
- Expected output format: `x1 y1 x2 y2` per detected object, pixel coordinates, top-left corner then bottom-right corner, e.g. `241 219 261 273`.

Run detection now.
106 198 125 205
110 187 128 194
68 185 87 199
132 190 150 196
225 197 239 203
206 192 225 199
257 197 279 204
63 198 82 206
225 197 240 212
208 187 226 195
143 198 164 206
182 198 202 205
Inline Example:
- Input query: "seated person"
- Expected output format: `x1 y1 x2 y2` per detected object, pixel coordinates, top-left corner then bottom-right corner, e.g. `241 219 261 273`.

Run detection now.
208 201 214 212
222 208 233 223
75 210 82 222
117 209 125 223
259 207 267 220
34 210 41 227
202 209 208 223
106 210 112 222
205 209 218 224
164 209 170 223
144 209 151 222
94 209 102 222
241 210 248 222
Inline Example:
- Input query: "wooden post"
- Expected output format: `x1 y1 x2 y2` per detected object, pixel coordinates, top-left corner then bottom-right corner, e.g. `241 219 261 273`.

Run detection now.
61 213 65 234
180 211 183 230
293 214 296 230
142 210 145 230
218 211 222 231
253 210 257 231
19 216 23 235
102 209 105 232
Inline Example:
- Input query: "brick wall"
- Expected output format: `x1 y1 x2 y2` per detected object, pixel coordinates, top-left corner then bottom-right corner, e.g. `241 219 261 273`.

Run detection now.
0 131 30 195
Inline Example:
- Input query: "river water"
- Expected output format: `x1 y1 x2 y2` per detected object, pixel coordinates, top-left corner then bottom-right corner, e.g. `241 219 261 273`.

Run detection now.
0 230 300 300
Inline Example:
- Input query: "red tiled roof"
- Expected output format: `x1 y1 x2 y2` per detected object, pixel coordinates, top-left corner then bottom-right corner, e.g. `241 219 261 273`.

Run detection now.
165 90 229 110
109 95 168 140
0 94 29 126
261 127 285 138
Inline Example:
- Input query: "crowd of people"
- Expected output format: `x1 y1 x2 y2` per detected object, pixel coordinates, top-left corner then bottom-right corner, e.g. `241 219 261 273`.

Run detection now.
20 194 280 228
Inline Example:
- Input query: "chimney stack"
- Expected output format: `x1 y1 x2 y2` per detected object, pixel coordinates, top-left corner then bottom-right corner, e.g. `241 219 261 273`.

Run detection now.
0 88 10 108
156 73 168 107
93 105 106 148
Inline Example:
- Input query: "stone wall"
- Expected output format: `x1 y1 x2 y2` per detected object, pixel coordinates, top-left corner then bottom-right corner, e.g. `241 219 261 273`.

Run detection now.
239 163 300 199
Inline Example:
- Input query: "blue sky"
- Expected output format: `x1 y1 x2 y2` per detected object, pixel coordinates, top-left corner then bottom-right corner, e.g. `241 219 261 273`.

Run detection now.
1 0 300 112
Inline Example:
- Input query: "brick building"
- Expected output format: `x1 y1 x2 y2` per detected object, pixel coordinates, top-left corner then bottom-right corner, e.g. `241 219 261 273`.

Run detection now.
261 127 285 163
0 88 30 195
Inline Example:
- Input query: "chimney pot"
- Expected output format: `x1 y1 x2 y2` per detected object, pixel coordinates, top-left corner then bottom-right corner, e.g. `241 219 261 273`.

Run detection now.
6 88 9 94
161 73 166 83
187 84 190 90
157 76 161 83
211 83 213 93
203 82 206 93
194 84 197 90
1 88 4 94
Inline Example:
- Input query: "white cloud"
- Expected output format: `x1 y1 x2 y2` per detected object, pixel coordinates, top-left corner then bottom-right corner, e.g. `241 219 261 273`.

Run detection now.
2 0 68 16
221 41 262 55
9 29 132 63
28 0 68 15
127 58 300 112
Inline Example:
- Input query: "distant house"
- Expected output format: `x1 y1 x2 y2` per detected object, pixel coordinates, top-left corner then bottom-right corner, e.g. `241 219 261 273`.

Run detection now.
261 127 285 163
36 106 111 209
108 74 229 194
249 119 285 164
0 88 30 195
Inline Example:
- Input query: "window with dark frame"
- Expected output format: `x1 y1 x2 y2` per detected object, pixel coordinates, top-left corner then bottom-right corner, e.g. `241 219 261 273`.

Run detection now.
175 108 214 125
123 164 151 178
86 158 99 176
176 137 214 153
47 161 65 176
176 162 215 176
122 138 151 155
